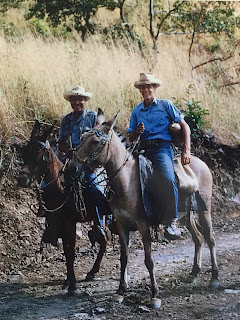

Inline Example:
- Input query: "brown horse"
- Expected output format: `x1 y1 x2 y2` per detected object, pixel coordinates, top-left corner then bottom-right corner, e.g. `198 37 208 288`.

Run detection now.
74 110 219 308
18 120 109 295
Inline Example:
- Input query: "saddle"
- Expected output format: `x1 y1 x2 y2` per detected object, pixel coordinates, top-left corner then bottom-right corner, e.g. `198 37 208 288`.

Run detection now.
138 154 207 225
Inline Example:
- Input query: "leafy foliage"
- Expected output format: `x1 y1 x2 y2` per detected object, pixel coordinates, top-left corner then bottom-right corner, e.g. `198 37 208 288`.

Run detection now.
26 0 119 40
174 1 238 38
173 84 209 137
148 0 239 50
0 0 22 12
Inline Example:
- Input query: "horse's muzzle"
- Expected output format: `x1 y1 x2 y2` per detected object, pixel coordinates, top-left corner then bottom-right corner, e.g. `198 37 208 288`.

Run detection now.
17 171 32 188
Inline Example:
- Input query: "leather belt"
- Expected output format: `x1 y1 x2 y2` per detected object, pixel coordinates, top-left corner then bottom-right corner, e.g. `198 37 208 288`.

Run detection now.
140 138 169 149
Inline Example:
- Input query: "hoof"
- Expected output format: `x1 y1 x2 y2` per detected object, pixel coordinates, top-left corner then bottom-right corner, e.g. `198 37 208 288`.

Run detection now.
150 297 161 308
209 279 220 289
68 288 77 296
186 275 197 285
62 280 70 290
112 294 124 303
85 273 94 281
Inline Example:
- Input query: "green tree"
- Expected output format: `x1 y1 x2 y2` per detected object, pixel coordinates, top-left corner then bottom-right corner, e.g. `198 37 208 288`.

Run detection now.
0 0 22 12
27 0 119 41
147 0 239 51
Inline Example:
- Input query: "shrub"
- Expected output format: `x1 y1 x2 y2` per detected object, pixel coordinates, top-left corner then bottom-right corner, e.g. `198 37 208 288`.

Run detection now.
173 84 209 137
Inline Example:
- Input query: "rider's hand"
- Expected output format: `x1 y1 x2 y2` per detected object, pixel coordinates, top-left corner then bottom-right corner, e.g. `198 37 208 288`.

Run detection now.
136 122 145 135
181 146 191 165
65 148 74 159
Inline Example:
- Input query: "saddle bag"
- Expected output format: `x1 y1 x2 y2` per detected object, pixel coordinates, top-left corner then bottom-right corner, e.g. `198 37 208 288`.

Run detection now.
169 122 184 146
173 157 198 193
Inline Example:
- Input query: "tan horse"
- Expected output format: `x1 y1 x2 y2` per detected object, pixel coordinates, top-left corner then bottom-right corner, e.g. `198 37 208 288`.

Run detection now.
74 110 219 308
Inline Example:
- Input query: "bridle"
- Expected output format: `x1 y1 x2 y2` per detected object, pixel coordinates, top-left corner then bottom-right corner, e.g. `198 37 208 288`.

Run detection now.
74 128 138 186
19 139 51 181
75 128 114 167
21 139 72 213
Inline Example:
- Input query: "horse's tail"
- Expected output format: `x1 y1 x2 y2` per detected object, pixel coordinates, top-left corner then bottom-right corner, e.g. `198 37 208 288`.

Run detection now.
188 210 203 242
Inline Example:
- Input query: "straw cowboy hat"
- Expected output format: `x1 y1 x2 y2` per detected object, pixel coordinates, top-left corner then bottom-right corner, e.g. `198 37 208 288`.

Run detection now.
134 72 162 89
63 86 92 101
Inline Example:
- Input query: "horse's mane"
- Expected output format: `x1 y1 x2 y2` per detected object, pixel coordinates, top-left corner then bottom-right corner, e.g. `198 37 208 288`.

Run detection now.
115 130 131 150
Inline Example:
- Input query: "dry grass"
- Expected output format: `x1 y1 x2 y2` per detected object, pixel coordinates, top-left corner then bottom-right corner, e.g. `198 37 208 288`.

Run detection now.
0 17 239 145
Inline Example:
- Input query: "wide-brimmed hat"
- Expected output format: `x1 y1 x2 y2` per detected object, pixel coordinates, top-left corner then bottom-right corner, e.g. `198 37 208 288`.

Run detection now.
63 86 92 101
134 72 162 89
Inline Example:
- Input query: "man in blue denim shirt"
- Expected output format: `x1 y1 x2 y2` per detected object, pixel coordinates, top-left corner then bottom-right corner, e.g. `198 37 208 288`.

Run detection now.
128 73 191 240
58 86 111 227
58 86 96 156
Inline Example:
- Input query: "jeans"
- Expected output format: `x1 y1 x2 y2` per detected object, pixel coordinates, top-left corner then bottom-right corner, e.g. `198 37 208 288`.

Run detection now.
85 169 111 220
143 141 178 221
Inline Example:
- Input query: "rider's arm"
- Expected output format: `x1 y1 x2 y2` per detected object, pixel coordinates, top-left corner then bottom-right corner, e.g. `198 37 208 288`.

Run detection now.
179 119 191 165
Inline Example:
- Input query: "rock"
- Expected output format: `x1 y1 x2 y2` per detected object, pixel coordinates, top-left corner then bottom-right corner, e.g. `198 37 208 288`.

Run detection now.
95 307 106 314
231 132 240 140
224 289 240 294
138 305 151 312
73 313 90 319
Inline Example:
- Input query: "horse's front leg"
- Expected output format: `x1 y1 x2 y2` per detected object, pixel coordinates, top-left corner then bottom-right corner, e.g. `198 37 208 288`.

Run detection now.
138 223 161 308
62 220 77 296
112 223 129 303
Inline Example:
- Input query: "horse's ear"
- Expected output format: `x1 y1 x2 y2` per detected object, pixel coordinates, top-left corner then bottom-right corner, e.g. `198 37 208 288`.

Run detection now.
105 111 120 132
96 108 105 126
41 121 56 141
30 120 41 140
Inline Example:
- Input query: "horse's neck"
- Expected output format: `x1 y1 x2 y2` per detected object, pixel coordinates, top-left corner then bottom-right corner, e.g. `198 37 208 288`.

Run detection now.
44 149 63 191
105 133 136 188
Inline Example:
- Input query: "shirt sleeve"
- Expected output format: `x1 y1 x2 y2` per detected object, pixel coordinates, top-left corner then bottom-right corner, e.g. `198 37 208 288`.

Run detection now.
58 115 69 143
165 100 183 123
127 109 138 133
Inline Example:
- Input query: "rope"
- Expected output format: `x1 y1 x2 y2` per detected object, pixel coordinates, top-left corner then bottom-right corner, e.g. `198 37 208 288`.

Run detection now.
73 180 87 220
34 177 72 214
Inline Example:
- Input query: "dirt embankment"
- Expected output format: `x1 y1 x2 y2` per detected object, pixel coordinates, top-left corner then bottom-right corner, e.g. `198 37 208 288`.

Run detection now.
0 134 239 320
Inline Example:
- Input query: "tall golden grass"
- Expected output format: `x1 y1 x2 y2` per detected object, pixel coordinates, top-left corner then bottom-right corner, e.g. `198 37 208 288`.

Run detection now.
0 19 239 144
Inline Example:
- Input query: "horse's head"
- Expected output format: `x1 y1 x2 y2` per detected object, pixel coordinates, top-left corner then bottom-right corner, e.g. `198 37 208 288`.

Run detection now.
74 109 119 168
18 120 55 187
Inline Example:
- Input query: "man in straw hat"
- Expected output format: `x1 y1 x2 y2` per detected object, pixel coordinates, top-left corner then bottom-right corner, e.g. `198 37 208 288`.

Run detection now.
58 85 93 156
128 73 191 240
58 85 111 232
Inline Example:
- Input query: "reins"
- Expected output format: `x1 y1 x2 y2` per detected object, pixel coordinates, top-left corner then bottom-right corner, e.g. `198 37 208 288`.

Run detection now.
74 129 140 189
35 181 72 214
31 140 73 214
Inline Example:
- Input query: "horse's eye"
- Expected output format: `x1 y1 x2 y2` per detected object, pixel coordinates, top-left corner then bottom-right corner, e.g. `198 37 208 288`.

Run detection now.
92 139 100 145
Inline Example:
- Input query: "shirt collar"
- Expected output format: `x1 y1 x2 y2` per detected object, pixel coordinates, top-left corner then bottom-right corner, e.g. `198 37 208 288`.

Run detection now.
70 109 88 122
139 97 157 110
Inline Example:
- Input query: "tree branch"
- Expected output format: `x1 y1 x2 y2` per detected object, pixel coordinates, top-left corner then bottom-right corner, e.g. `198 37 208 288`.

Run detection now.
188 27 195 73
192 49 236 70
156 0 186 39
219 80 240 88
150 0 155 39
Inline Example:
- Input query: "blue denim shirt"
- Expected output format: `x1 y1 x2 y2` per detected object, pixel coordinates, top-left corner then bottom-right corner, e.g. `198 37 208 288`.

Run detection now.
127 98 183 141
58 109 97 148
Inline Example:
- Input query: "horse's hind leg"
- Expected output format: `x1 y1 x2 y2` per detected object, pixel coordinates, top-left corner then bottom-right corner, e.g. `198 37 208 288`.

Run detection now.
186 210 204 284
62 220 77 295
85 225 107 281
199 211 219 288
138 224 160 308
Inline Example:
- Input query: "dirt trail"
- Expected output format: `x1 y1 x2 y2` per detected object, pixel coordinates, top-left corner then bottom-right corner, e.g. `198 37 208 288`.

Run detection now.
0 133 240 319
0 227 239 320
